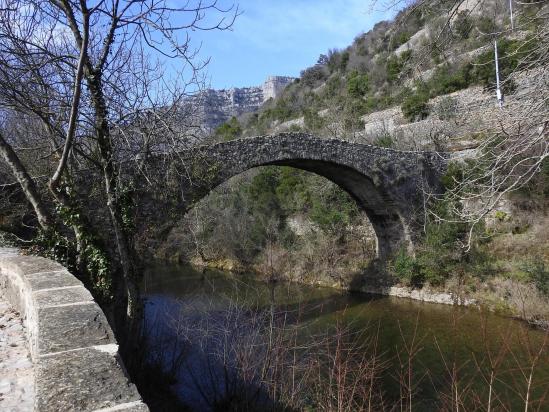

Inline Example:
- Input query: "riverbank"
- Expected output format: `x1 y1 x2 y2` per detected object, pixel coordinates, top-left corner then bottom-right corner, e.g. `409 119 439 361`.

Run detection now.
188 255 549 331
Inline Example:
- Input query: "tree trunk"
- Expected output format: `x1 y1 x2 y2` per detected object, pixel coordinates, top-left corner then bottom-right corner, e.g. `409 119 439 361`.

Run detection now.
85 68 141 329
0 132 52 229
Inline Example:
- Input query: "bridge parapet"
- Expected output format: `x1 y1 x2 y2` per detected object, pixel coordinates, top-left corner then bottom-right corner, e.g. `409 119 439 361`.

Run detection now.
0 248 147 412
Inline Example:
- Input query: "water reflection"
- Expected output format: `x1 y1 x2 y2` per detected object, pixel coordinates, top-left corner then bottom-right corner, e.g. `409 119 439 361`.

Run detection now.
142 262 549 411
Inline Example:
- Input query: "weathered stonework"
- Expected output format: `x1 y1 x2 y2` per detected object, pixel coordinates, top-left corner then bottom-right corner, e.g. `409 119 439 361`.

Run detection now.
0 248 148 412
262 76 296 101
167 132 447 259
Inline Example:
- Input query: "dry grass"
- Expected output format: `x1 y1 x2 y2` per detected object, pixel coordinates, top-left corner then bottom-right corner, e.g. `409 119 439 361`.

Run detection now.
488 215 549 263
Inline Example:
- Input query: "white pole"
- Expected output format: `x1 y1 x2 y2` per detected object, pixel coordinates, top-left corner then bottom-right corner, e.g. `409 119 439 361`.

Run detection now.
509 0 515 30
494 39 504 108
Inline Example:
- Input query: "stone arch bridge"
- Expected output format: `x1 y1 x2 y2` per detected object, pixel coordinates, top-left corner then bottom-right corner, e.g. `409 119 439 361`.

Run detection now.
151 133 447 259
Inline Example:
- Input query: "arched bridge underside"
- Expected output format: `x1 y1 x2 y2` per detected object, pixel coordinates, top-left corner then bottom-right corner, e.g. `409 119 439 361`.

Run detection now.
170 133 446 260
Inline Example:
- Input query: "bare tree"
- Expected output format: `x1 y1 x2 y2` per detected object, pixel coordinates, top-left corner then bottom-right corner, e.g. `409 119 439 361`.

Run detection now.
0 0 238 330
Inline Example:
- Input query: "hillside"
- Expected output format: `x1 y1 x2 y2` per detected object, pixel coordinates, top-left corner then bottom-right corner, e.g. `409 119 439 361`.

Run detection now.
152 1 549 325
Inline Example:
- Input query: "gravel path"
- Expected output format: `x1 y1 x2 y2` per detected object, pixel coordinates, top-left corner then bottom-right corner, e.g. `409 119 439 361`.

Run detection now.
0 298 34 411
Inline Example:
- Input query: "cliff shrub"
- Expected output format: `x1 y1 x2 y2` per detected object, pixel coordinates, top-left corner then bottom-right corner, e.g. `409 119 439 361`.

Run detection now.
453 11 473 39
471 38 537 92
339 50 350 71
428 64 474 96
215 117 242 141
401 88 430 121
435 96 458 120
300 65 328 87
386 55 404 82
303 109 325 131
342 100 368 131
373 134 394 148
521 259 549 296
260 98 296 123
347 72 370 98
390 31 411 50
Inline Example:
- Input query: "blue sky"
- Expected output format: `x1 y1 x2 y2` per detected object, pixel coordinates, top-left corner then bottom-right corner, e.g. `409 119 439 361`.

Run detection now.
185 0 396 90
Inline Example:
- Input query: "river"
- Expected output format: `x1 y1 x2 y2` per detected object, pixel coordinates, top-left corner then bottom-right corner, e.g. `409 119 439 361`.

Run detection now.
141 262 549 411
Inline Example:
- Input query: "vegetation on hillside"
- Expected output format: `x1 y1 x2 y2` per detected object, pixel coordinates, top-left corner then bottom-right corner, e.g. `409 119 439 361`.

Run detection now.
177 0 549 326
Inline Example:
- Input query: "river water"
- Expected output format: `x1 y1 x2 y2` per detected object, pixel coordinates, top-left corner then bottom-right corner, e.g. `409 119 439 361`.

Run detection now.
142 262 549 411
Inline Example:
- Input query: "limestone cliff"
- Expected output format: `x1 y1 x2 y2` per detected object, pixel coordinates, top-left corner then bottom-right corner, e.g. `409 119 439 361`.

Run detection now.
187 76 295 130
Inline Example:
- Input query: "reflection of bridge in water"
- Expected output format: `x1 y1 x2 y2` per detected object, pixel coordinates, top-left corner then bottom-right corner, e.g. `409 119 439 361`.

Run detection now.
166 132 447 259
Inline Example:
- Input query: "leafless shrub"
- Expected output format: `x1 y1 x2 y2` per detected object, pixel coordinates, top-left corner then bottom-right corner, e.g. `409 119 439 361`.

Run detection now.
147 295 387 411
138 290 549 411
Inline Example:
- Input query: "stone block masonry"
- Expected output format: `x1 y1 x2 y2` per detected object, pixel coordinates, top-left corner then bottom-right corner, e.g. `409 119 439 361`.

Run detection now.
0 247 148 412
262 76 296 101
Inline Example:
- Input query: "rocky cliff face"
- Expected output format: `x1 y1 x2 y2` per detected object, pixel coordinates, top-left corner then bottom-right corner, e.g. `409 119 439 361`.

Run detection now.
188 76 295 130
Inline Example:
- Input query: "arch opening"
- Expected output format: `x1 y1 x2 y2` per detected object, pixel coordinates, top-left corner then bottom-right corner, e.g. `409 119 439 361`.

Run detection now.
264 160 408 260
183 159 411 261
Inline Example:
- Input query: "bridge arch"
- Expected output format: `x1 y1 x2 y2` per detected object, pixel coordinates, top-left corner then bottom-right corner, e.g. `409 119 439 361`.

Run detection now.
173 133 445 260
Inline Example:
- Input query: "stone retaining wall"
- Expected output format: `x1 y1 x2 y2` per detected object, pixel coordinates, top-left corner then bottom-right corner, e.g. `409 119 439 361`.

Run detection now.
0 248 148 412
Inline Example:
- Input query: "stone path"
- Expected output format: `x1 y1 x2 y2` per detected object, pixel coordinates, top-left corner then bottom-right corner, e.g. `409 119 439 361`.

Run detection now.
0 298 34 411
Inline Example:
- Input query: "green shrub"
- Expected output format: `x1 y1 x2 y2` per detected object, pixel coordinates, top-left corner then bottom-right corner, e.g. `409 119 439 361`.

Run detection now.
517 157 549 202
435 96 458 120
322 75 343 100
386 55 404 82
309 185 358 232
390 31 411 50
260 98 297 123
390 196 494 288
475 16 497 35
214 117 242 141
416 219 466 286
275 167 310 213
373 134 394 148
392 249 422 286
347 72 370 98
471 38 537 92
453 11 473 39
303 109 325 131
401 88 430 121
342 99 368 131
246 168 284 218
428 64 473 96
521 259 549 296
339 51 350 71
300 65 328 87
494 210 509 222
386 50 412 83
440 161 465 190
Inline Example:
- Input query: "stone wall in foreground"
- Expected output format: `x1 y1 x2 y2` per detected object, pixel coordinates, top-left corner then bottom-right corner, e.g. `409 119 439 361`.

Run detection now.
0 248 148 412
